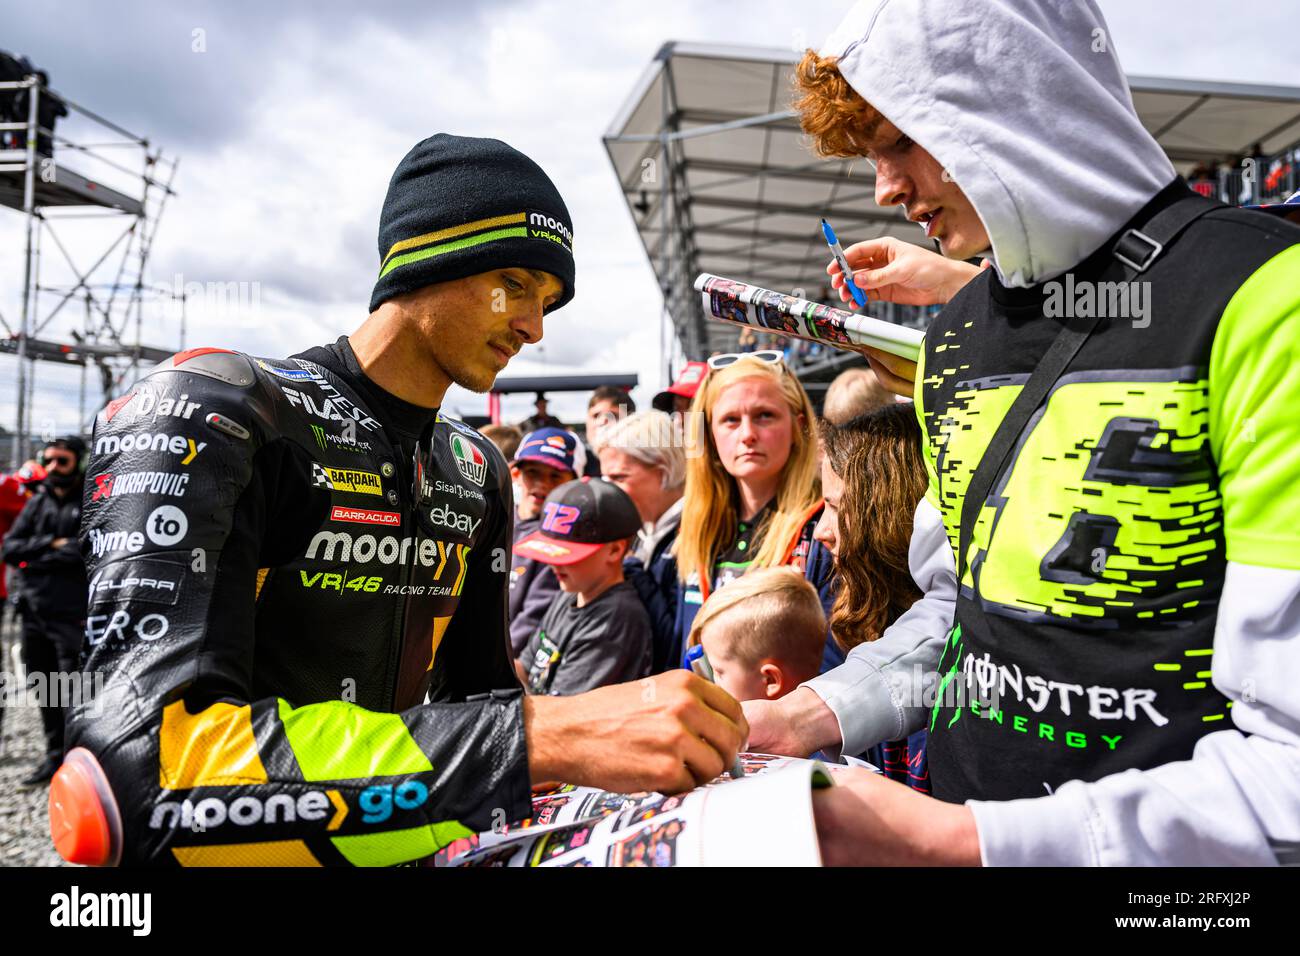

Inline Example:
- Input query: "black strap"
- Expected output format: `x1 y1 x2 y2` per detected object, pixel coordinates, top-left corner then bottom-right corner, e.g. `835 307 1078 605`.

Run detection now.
955 193 1223 601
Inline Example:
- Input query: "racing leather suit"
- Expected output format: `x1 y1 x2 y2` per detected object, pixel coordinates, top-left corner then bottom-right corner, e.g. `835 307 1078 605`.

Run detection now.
67 342 531 866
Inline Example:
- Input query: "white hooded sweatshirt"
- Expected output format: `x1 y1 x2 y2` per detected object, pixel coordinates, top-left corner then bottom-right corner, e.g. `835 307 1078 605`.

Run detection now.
820 0 1174 287
803 0 1300 866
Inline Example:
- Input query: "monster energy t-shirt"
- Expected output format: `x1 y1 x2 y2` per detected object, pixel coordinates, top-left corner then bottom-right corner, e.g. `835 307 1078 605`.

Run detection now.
919 184 1300 802
523 582 652 696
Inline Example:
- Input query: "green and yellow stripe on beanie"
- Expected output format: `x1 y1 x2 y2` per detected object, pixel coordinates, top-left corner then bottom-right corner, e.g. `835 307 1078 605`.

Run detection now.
369 134 576 314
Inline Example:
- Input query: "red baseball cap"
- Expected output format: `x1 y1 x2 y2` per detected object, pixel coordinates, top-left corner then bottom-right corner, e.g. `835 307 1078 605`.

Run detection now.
652 362 708 412
514 477 642 565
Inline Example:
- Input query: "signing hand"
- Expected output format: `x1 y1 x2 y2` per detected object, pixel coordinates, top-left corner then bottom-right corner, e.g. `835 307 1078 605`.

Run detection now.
524 670 748 795
828 236 981 308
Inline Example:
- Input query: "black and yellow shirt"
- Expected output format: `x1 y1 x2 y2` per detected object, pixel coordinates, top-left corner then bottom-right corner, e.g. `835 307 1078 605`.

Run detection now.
919 183 1300 801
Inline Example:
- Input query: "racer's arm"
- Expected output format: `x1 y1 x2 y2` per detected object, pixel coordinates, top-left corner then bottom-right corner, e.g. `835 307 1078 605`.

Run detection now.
68 356 530 867
970 244 1300 865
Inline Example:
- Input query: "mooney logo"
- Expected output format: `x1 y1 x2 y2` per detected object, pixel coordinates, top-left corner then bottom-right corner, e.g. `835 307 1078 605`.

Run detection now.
94 433 206 465
330 506 401 527
92 471 189 501
528 211 574 251
449 434 486 486
305 531 469 582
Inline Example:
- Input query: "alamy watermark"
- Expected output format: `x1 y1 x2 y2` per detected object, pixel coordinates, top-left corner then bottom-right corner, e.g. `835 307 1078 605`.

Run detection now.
0 669 106 715
162 272 261 324
1043 273 1151 329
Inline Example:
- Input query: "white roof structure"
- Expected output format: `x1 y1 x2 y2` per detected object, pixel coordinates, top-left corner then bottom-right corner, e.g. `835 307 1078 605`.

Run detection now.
603 41 1300 359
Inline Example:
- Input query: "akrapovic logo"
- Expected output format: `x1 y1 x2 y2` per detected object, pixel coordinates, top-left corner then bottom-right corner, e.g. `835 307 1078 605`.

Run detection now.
91 471 189 501
148 790 346 831
94 432 206 465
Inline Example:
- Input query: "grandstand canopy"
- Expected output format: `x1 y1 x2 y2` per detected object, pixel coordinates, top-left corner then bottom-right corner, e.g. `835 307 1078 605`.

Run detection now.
603 41 1300 359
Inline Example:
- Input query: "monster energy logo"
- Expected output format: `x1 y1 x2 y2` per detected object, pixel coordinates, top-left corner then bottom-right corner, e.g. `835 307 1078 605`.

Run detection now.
309 423 369 455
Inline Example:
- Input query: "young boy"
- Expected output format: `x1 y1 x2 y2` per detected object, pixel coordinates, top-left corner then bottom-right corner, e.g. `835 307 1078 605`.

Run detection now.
687 567 826 704
515 477 653 695
508 428 580 655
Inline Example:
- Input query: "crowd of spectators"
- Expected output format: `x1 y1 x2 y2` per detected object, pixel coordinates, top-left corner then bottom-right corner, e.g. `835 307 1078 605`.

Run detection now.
476 355 932 786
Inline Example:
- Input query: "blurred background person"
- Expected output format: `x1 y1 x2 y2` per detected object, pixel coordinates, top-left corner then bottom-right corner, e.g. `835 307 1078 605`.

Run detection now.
583 384 636 477
599 410 686 673
650 361 707 423
1 436 88 785
481 422 523 463
821 365 896 426
518 392 563 434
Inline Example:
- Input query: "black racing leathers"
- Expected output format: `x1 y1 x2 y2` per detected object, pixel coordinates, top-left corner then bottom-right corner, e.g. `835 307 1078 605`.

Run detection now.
67 345 530 866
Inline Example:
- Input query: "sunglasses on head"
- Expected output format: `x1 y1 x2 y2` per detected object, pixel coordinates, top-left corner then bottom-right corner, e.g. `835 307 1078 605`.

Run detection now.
706 349 785 372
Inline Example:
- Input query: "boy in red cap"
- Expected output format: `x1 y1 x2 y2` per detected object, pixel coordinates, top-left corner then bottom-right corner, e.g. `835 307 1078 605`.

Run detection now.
515 478 652 695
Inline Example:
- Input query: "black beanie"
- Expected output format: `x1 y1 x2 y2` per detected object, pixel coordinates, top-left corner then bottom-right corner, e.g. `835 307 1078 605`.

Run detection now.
369 134 575 314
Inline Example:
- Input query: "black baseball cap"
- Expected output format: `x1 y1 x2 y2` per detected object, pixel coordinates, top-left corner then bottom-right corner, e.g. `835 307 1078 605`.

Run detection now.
513 477 642 565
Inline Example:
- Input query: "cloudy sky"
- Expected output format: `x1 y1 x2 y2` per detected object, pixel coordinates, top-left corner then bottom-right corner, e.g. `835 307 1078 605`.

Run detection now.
1 0 1295 436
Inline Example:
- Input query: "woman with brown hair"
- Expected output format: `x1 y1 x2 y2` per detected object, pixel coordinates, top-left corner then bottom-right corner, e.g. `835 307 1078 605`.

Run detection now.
814 402 930 792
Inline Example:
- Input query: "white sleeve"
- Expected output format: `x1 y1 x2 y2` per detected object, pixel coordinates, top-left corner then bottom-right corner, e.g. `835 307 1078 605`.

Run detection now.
969 561 1300 866
801 498 955 755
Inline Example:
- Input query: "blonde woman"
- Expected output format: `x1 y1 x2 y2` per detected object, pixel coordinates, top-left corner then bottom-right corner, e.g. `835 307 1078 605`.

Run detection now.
671 351 841 672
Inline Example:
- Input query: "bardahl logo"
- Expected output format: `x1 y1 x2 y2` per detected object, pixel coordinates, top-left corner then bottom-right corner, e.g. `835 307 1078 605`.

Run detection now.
314 465 383 496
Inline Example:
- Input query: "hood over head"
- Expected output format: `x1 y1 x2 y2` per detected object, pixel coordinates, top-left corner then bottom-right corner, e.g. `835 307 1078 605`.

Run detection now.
821 0 1176 286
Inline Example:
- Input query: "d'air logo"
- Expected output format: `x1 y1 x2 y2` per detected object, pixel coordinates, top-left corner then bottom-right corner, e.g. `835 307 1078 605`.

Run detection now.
449 434 486 487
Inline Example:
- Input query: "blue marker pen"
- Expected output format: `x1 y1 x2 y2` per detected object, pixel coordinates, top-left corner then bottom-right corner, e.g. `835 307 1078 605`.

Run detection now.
820 217 868 308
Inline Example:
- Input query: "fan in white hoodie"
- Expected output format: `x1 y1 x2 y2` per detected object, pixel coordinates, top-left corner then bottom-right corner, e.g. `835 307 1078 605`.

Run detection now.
753 0 1300 866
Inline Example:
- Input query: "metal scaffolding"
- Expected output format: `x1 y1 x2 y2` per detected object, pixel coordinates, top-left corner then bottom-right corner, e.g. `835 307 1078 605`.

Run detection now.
0 71 181 467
